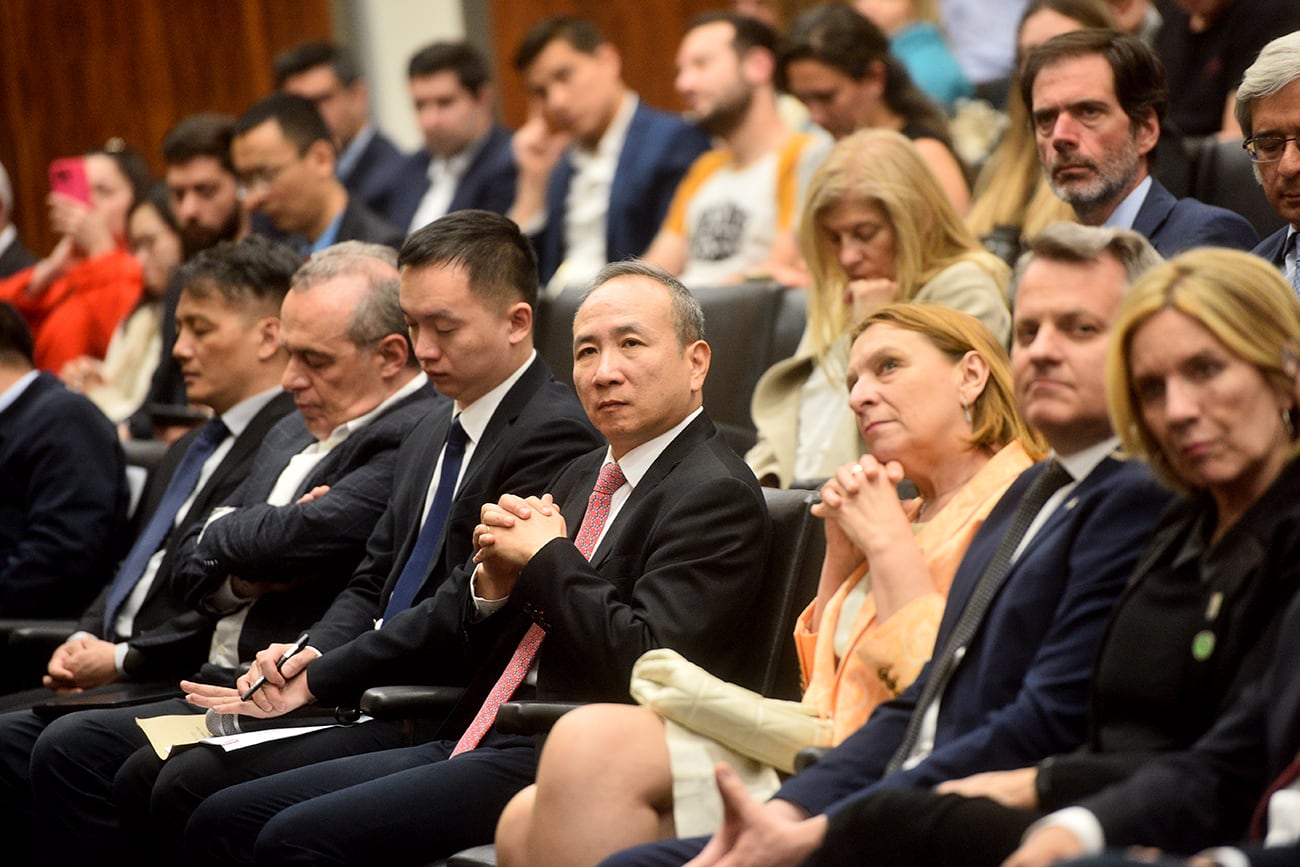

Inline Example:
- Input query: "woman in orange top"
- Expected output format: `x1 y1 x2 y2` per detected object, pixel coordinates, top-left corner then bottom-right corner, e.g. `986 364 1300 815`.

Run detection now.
0 145 149 372
495 302 1046 867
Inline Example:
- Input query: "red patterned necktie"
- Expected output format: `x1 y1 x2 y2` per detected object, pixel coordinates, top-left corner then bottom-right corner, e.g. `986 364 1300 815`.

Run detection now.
451 461 627 755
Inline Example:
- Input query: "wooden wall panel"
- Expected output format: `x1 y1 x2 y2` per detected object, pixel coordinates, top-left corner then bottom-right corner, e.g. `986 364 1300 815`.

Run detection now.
486 0 722 129
0 0 332 255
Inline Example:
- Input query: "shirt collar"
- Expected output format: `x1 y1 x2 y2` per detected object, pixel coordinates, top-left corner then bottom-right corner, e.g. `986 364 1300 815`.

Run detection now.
599 406 703 489
0 369 39 415
572 93 638 168
454 351 536 445
310 207 346 253
335 124 376 181
218 386 284 438
1103 175 1153 230
314 371 429 451
431 130 488 179
1054 435 1120 483
0 225 16 258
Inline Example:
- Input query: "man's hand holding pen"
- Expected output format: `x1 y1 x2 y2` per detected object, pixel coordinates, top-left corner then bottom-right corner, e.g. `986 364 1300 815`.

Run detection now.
183 635 322 718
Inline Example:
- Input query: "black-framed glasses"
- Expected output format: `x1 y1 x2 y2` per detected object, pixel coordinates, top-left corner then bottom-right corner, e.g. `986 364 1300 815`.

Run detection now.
1243 135 1300 163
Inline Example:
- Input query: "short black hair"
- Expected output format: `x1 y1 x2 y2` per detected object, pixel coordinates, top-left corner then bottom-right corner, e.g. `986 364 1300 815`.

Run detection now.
273 40 361 88
408 41 491 94
686 10 778 59
0 303 34 368
398 210 539 311
514 16 605 71
1021 29 1168 130
234 93 334 154
162 113 236 174
176 236 301 317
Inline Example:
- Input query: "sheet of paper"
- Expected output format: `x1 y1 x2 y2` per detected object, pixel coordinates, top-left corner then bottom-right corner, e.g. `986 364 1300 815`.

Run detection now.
136 713 372 760
136 713 211 760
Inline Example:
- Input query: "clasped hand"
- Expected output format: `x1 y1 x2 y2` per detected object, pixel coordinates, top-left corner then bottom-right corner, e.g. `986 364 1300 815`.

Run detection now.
44 635 118 692
472 493 567 599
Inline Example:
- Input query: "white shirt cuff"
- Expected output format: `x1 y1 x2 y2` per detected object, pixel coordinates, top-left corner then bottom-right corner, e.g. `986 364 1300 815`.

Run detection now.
1026 807 1105 856
1197 847 1250 867
469 564 509 621
113 642 130 675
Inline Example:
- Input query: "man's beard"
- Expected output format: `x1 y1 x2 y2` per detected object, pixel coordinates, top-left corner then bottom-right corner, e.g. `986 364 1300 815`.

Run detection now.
696 86 753 139
180 208 242 259
1045 137 1141 220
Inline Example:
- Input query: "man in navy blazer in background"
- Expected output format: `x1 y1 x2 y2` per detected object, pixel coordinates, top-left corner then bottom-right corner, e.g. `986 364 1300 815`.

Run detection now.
387 41 518 234
1237 33 1300 289
507 16 711 290
0 302 126 618
1024 30 1257 258
606 224 1174 867
275 40 408 226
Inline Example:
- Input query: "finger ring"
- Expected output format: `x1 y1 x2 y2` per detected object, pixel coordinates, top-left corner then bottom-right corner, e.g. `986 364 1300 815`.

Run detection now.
852 464 865 475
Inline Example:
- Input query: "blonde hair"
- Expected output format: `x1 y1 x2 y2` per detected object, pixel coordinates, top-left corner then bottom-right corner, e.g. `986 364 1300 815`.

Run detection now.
803 129 1009 360
856 302 1047 459
1107 248 1300 492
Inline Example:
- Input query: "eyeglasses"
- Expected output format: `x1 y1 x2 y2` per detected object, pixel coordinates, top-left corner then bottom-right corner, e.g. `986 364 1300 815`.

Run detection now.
1243 135 1300 163
236 161 297 196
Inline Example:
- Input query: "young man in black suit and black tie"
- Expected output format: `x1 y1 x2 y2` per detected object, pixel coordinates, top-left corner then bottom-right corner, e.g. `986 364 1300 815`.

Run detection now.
176 259 771 864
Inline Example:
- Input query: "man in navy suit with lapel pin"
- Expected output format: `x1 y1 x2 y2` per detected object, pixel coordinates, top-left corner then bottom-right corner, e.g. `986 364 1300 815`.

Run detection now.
1238 33 1300 297
1023 30 1257 258
508 17 712 292
605 224 1175 867
388 41 518 234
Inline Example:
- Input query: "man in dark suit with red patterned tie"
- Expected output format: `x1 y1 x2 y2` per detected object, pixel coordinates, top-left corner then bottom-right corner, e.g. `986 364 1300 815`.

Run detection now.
179 259 771 864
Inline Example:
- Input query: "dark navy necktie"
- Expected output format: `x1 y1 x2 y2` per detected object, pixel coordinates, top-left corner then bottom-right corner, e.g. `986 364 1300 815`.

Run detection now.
102 418 229 636
382 418 469 620
886 459 1073 773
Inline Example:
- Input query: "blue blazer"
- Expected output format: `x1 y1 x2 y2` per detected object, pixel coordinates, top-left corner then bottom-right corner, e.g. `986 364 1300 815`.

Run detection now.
1133 178 1259 257
775 456 1172 818
386 124 518 233
0 372 128 617
341 129 408 226
534 101 711 284
1253 225 1292 271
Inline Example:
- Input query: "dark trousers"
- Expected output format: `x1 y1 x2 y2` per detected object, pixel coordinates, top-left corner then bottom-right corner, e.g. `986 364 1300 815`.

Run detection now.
186 730 538 865
0 708 48 865
114 707 407 862
811 788 1036 867
599 836 712 866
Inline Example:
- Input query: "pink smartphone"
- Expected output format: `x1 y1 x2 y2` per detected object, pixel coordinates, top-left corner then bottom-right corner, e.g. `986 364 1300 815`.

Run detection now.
49 157 91 204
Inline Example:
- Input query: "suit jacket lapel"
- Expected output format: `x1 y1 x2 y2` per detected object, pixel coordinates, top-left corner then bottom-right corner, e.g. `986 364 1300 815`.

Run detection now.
1130 178 1174 240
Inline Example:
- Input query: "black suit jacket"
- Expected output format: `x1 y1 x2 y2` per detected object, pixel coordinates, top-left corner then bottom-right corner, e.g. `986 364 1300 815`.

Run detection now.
307 411 771 726
0 233 36 278
1034 456 1300 810
120 382 441 682
77 392 296 656
1253 225 1293 271
302 356 601 674
386 125 517 232
777 457 1172 819
335 197 405 251
1082 568 1300 854
340 129 407 226
0 372 129 616
1133 178 1259 257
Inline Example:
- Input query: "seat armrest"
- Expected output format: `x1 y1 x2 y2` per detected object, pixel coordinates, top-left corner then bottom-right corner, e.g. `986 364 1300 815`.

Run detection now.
359 685 466 719
494 700 583 735
795 745 831 772
3 620 78 646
